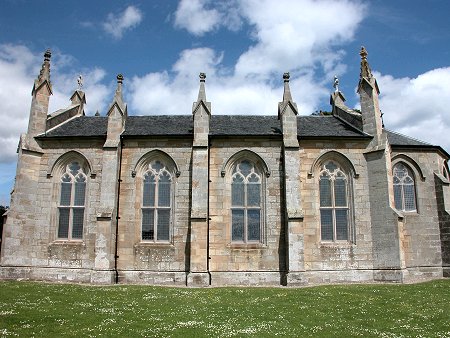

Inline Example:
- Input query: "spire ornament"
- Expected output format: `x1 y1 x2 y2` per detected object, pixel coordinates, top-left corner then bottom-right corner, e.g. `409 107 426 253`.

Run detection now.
359 46 373 79
282 72 293 102
197 72 207 101
37 49 52 83
333 76 339 92
77 75 83 90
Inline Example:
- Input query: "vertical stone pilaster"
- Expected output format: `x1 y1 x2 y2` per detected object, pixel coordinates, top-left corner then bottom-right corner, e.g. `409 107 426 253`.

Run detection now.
26 49 52 151
365 144 405 282
93 74 126 284
277 73 305 285
358 47 383 148
94 147 120 284
188 73 211 286
0 147 42 268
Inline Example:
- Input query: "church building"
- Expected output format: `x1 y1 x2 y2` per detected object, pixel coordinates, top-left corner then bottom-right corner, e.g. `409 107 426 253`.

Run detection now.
1 48 449 286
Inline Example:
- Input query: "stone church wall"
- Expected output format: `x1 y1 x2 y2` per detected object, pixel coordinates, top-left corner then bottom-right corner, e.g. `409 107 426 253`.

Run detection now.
299 139 375 283
117 138 193 284
208 138 284 285
391 150 444 281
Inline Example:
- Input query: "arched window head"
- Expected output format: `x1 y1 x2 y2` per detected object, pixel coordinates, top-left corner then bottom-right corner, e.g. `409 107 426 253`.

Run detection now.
231 159 262 242
58 161 87 240
142 160 172 242
393 163 417 212
319 160 352 242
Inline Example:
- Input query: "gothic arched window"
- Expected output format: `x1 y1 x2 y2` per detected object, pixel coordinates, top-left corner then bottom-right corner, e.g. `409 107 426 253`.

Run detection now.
58 161 87 239
319 160 352 241
142 160 172 242
393 163 417 212
231 159 262 242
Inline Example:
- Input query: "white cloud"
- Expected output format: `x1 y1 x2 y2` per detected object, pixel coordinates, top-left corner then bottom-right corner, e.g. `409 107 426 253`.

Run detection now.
235 0 366 78
103 6 143 39
376 68 450 152
174 0 222 36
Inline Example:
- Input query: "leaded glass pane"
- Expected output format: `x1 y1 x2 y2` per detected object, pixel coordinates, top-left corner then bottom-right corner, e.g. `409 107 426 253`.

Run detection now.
394 164 407 179
325 161 338 172
61 173 71 183
232 209 244 241
58 208 70 238
158 173 171 207
142 209 154 240
319 176 332 207
69 162 81 176
239 160 252 177
334 178 347 207
143 175 155 207
403 185 416 211
72 208 84 239
247 209 261 241
74 182 86 206
157 209 170 241
247 183 260 207
394 185 403 210
232 177 245 206
248 173 260 183
320 209 333 241
335 209 348 240
60 182 72 206
152 161 163 172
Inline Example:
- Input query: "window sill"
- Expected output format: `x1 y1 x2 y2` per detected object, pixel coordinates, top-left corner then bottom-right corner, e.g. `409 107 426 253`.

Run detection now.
229 243 266 250
319 241 354 248
134 242 174 248
50 240 84 246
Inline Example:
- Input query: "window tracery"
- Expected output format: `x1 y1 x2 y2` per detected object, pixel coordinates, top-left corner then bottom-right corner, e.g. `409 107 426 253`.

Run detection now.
231 159 262 242
393 163 417 212
319 160 351 242
141 160 172 242
58 161 86 240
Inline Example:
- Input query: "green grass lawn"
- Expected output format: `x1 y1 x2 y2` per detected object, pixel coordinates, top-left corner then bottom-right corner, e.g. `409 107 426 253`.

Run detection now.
0 279 449 337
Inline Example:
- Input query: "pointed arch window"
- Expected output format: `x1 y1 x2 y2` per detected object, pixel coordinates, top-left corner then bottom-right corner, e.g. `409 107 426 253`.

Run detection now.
231 159 262 242
58 161 87 240
142 160 172 242
393 163 417 212
319 160 352 242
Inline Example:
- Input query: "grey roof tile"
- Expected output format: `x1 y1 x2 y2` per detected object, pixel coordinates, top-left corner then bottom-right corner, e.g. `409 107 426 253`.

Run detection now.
386 130 430 147
41 115 437 150
43 116 107 137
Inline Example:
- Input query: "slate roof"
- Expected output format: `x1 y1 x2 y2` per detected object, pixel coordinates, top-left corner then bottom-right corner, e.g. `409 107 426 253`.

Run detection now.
44 116 107 137
386 130 430 147
43 114 370 139
41 114 445 156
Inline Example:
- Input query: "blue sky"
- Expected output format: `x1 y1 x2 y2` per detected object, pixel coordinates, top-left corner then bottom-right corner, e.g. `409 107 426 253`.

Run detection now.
0 0 450 205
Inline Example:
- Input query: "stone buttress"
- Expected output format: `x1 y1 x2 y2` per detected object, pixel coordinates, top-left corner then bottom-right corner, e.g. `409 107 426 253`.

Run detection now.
188 73 211 286
278 73 305 285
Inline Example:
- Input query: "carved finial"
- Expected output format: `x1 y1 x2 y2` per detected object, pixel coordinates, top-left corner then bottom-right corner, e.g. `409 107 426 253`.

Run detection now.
359 46 372 79
360 46 368 60
117 74 124 84
77 75 83 89
37 49 52 83
333 76 339 92
44 49 51 61
282 72 292 102
197 73 207 101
